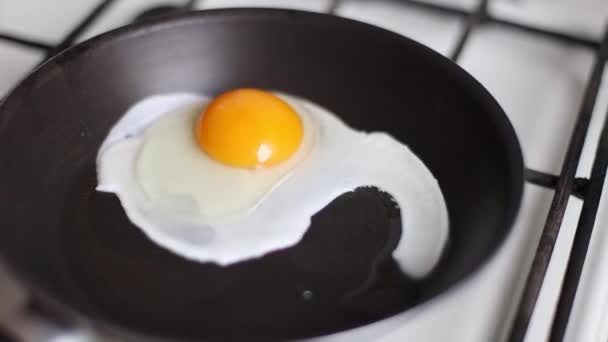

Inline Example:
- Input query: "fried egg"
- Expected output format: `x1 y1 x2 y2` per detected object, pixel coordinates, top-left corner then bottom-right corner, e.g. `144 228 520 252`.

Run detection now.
97 90 449 278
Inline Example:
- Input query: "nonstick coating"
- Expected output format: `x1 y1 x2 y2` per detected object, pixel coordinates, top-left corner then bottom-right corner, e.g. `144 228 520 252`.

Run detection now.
0 9 523 341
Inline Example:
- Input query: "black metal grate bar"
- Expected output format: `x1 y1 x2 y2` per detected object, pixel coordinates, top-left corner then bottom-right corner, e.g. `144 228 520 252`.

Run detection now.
491 17 600 51
132 1 203 24
524 168 589 200
327 0 342 15
0 33 53 50
44 0 117 59
449 0 488 61
401 0 600 50
508 26 608 342
184 0 199 10
549 51 608 342
400 0 469 17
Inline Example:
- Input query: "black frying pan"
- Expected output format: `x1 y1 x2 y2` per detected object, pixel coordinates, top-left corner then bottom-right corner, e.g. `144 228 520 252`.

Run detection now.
0 9 523 341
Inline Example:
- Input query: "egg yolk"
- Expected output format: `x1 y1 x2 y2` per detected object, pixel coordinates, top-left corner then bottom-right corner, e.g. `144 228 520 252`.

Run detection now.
196 88 304 168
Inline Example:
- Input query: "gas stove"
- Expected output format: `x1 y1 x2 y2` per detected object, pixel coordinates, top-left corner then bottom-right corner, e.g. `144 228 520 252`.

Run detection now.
1 1 608 341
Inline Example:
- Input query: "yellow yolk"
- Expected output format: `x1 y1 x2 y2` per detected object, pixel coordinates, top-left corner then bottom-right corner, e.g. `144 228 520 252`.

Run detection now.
196 89 304 168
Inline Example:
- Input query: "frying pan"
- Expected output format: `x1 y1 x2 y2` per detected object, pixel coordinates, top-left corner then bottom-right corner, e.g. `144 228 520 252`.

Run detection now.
0 8 523 341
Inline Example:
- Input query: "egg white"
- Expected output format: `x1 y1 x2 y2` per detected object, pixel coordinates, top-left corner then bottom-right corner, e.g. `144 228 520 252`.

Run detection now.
97 93 449 278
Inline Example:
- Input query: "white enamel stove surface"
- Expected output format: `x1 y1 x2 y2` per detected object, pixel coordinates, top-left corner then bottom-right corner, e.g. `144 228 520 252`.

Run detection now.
1 1 608 341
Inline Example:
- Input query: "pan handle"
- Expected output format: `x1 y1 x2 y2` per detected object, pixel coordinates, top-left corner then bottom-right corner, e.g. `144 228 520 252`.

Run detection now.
0 262 93 342
3 303 95 342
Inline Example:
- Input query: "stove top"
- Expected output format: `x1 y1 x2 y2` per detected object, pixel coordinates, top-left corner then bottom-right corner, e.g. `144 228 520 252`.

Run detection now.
1 1 608 341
